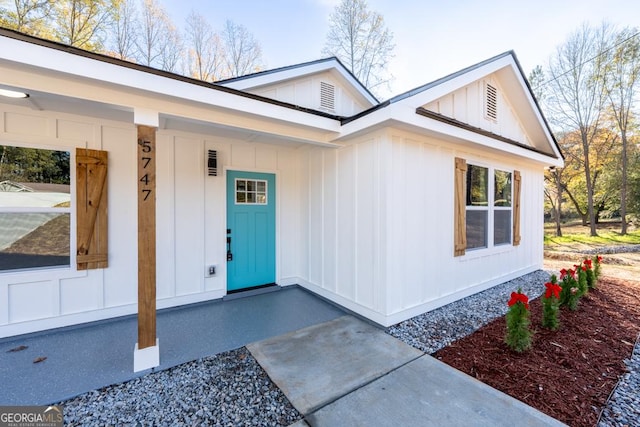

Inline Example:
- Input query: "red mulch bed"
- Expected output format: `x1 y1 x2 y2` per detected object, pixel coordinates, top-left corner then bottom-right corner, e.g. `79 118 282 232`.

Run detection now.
434 277 640 427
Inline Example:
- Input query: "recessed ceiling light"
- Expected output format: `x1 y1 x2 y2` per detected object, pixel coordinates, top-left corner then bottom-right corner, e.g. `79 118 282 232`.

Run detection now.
0 88 29 99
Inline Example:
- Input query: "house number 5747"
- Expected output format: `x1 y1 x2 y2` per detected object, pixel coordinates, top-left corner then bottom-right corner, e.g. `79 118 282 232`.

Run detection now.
138 139 153 202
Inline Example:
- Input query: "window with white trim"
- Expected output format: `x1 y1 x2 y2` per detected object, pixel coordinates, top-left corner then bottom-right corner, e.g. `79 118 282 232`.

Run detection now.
0 144 71 271
454 157 520 257
465 164 512 250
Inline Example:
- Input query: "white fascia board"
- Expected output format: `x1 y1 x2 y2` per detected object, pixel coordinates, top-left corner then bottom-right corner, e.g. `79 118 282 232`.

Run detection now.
339 102 563 167
402 111 564 167
0 61 342 147
0 36 341 134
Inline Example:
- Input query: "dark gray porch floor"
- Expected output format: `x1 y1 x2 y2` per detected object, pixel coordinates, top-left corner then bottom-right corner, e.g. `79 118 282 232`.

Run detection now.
0 286 346 405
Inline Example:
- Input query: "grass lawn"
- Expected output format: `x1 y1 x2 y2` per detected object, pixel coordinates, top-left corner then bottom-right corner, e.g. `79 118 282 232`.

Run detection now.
544 220 640 247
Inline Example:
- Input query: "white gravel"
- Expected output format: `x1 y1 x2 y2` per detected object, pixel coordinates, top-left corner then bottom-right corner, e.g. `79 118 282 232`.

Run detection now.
58 347 301 426
598 333 640 427
386 269 550 354
57 266 638 426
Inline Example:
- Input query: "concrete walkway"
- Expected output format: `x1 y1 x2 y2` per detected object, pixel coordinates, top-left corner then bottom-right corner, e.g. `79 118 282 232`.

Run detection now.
0 286 346 405
248 315 567 427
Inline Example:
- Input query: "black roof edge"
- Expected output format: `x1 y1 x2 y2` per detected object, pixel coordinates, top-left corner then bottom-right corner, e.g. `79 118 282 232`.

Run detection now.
217 56 379 104
340 99 391 125
0 28 345 122
416 107 559 159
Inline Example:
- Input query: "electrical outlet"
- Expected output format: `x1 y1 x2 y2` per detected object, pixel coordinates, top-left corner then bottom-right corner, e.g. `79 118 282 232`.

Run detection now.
205 265 216 277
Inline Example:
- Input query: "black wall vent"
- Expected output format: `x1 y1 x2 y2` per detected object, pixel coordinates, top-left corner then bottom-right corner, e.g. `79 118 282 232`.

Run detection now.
207 150 217 176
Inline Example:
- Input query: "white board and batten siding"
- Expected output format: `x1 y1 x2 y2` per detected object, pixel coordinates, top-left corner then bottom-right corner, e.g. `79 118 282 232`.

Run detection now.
250 70 369 117
0 103 303 338
296 133 387 323
0 104 137 337
296 127 545 327
423 76 533 147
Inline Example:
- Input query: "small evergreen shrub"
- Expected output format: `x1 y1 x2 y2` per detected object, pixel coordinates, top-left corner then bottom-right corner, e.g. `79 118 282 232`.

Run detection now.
576 265 588 296
542 276 562 331
592 255 603 286
505 288 532 352
559 268 580 311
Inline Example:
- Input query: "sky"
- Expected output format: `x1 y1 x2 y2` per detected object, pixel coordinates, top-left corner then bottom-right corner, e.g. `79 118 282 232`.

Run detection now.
162 0 640 100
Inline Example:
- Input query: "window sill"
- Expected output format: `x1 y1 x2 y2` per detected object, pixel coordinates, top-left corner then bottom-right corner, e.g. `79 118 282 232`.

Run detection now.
458 244 515 260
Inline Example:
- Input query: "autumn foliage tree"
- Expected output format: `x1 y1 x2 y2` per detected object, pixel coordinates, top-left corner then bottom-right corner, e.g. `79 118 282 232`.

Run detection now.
599 27 640 234
540 23 640 235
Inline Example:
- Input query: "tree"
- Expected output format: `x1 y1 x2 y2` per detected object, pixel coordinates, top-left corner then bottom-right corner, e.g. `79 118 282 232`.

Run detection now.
0 145 69 184
52 0 114 51
600 27 640 234
559 125 617 224
545 23 613 236
221 20 263 78
108 0 138 61
185 11 224 81
322 0 394 96
135 0 181 71
158 22 183 73
0 0 53 37
531 66 566 236
528 65 547 102
544 165 565 237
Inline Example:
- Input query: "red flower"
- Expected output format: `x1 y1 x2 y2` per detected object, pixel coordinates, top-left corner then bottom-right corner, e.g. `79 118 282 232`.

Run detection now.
597 256 602 263
508 291 530 310
544 282 561 299
582 266 587 272
583 259 592 268
561 268 576 279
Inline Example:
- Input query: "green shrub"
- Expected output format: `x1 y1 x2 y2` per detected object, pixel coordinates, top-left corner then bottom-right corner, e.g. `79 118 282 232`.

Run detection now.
542 276 561 331
505 289 532 352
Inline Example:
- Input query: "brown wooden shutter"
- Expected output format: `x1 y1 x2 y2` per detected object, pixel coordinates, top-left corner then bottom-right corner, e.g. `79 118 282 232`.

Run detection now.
454 157 467 256
513 170 521 246
76 148 108 270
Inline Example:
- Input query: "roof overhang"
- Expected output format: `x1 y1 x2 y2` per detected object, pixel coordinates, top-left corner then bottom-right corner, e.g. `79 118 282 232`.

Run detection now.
0 29 343 148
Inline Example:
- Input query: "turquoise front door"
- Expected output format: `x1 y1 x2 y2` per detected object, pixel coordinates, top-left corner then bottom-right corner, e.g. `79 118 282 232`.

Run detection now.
226 171 276 292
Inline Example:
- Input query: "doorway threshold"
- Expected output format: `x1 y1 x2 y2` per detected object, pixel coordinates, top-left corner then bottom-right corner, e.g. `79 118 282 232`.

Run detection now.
223 283 280 301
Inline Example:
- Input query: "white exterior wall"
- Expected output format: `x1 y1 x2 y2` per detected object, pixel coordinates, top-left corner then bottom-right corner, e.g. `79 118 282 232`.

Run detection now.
297 128 545 327
295 133 387 323
0 103 302 338
383 131 544 325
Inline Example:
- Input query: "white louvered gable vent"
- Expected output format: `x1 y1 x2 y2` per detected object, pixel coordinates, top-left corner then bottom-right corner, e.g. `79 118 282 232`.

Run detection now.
320 81 336 112
484 82 498 122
